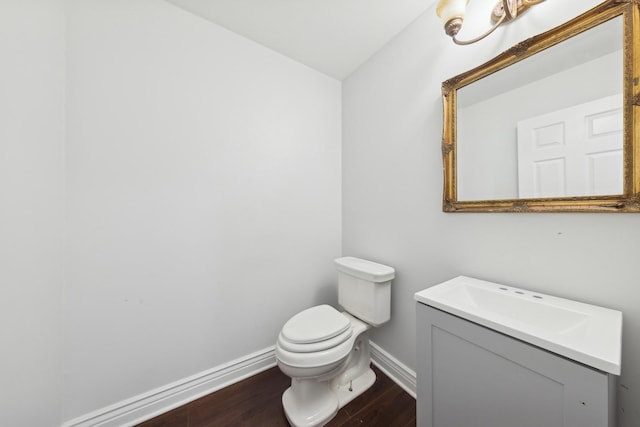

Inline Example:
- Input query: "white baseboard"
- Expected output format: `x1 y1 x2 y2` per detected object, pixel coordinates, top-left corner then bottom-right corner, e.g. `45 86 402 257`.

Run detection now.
61 341 415 427
61 347 277 427
370 341 417 398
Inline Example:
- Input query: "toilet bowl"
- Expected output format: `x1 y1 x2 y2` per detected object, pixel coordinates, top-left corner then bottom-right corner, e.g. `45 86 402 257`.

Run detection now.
276 307 374 427
275 257 395 427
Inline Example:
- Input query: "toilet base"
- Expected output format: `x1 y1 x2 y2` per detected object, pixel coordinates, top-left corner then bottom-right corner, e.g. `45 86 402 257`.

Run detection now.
334 366 376 409
282 379 338 427
281 367 376 427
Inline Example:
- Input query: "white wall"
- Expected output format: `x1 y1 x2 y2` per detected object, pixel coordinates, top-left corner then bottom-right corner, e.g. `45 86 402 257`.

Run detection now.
0 1 66 426
64 0 341 420
342 1 640 426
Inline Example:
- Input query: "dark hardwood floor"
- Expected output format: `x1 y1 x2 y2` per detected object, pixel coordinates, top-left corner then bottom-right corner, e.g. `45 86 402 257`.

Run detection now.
137 365 416 427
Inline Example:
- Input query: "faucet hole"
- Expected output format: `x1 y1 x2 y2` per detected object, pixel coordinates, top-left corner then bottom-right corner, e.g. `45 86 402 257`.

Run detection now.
515 291 525 295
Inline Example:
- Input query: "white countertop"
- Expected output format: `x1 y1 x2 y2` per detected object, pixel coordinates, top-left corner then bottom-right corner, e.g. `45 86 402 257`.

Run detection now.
415 276 622 375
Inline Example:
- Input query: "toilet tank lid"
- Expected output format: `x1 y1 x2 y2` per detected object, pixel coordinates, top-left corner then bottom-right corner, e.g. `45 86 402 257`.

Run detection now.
334 257 395 282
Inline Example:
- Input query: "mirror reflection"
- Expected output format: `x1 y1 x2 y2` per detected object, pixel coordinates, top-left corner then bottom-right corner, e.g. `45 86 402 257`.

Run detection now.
456 16 623 202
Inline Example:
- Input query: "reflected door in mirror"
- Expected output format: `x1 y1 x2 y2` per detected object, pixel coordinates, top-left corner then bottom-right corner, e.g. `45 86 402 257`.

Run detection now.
517 94 623 198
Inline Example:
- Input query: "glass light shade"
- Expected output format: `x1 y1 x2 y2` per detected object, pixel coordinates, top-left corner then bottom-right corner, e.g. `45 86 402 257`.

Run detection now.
436 0 470 26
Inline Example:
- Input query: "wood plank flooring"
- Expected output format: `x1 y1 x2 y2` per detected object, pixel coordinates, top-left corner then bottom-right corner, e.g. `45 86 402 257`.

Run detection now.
137 365 416 427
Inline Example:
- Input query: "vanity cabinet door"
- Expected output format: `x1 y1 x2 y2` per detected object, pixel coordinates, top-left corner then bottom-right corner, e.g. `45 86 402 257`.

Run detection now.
416 304 615 427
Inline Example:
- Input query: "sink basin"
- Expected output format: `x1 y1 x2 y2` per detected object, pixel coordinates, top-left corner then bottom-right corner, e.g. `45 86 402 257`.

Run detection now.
414 276 622 375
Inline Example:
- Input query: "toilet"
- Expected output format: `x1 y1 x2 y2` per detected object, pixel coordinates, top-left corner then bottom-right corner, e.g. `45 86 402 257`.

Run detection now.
275 256 395 427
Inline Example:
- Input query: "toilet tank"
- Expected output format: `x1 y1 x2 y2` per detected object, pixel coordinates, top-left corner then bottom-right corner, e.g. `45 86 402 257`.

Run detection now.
334 257 395 326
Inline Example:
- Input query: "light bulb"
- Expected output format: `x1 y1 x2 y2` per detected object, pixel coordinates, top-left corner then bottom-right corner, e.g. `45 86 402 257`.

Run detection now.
436 0 470 27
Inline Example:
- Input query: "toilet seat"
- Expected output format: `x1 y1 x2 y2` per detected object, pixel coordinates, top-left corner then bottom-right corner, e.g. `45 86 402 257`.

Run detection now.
278 327 352 353
281 305 351 345
276 305 356 369
276 333 355 369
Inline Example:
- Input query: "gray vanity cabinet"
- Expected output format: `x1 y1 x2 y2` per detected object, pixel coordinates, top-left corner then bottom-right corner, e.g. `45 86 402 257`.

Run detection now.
416 304 617 427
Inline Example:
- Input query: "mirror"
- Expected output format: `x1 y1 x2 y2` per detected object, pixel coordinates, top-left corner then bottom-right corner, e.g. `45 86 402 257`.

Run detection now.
442 1 640 212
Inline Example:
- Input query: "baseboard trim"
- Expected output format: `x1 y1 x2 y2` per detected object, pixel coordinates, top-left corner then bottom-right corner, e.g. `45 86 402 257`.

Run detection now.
370 341 417 398
61 347 277 427
61 341 415 427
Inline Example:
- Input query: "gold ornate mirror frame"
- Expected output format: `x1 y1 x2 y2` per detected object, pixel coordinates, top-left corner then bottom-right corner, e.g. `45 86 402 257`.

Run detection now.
442 0 640 212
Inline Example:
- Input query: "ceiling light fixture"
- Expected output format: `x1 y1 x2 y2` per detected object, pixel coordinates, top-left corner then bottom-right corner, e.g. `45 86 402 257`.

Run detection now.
436 0 546 45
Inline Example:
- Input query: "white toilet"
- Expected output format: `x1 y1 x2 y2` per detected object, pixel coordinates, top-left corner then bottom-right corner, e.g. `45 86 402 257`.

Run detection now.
275 256 395 427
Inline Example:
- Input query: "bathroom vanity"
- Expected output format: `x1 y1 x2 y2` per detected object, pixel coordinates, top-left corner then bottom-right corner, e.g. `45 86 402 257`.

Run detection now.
415 276 622 427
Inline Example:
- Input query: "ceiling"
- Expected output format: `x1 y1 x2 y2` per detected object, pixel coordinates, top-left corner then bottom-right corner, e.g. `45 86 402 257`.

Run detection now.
166 0 436 80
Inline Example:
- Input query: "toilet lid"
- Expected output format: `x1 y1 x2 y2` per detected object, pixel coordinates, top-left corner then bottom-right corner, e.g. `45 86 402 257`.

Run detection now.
281 305 351 344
